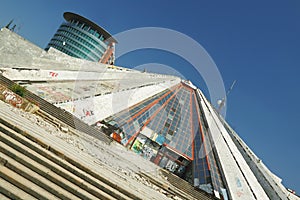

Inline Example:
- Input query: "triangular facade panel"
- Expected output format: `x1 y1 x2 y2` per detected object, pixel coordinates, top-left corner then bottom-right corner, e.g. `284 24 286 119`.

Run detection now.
97 82 226 196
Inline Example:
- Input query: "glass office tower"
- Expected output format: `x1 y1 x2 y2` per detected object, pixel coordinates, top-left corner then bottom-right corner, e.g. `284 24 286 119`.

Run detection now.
46 12 117 64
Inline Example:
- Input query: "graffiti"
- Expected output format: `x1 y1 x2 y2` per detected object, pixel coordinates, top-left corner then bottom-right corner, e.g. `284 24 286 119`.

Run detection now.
36 86 70 102
236 190 244 197
142 146 155 160
235 177 242 188
165 160 178 172
36 90 46 98
235 177 244 197
2 90 23 108
83 109 94 116
49 71 58 77
80 108 94 119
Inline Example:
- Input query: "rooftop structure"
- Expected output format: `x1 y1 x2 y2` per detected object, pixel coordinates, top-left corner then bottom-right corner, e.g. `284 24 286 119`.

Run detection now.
0 21 299 200
46 12 116 64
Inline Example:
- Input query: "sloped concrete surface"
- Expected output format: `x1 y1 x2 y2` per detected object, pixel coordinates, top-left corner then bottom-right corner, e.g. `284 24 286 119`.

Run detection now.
0 101 215 199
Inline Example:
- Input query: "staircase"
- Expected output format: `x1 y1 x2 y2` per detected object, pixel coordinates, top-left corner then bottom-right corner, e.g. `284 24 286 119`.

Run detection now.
0 114 142 200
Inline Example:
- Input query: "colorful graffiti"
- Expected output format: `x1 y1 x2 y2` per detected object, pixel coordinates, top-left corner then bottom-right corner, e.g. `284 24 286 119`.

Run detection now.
2 89 23 108
36 86 70 102
80 108 94 119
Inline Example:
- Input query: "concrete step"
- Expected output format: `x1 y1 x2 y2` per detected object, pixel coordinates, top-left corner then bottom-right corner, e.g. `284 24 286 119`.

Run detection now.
0 177 37 200
9 119 146 198
0 102 163 200
0 164 59 200
0 151 80 200
0 192 11 200
0 122 131 200
160 169 217 200
0 133 108 200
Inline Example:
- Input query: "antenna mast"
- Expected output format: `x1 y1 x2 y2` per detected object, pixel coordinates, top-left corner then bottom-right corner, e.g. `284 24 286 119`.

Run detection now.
217 80 237 113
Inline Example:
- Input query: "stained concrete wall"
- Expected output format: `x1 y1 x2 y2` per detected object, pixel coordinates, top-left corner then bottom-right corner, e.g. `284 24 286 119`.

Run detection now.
57 79 179 125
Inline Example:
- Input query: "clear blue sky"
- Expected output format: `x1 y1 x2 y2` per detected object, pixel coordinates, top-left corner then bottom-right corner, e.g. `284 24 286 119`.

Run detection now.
1 0 299 192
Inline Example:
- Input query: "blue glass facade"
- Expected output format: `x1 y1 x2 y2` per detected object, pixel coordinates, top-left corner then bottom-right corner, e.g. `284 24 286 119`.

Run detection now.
96 82 226 195
46 12 116 63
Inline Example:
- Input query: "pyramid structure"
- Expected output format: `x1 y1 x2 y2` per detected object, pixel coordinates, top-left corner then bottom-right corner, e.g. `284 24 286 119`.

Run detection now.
98 82 226 194
0 22 299 200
